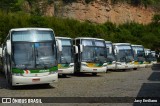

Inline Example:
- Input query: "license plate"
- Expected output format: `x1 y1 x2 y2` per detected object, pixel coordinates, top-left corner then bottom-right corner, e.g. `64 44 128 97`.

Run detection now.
93 69 97 71
32 78 40 82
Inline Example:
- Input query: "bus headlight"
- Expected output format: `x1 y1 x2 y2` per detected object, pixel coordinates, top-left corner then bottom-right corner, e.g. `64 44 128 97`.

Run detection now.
69 63 74 67
69 65 74 67
103 63 107 67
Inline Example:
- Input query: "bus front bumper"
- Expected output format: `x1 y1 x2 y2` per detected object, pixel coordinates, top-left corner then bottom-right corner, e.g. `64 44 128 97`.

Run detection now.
80 66 107 73
58 67 74 74
12 72 58 86
139 64 146 68
115 62 128 70
107 64 116 70
126 63 135 69
133 64 139 68
144 62 152 68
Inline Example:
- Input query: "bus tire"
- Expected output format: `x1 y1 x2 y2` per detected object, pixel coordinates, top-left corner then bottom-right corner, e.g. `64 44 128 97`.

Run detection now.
62 74 67 77
122 69 126 71
6 72 14 89
133 68 137 70
92 73 97 76
7 56 14 89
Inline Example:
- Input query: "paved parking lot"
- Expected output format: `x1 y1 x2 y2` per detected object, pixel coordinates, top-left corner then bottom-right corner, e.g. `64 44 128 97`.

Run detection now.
0 65 160 106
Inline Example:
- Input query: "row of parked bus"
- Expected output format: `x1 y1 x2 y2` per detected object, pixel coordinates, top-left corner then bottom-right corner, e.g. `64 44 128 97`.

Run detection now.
0 28 157 88
57 37 157 76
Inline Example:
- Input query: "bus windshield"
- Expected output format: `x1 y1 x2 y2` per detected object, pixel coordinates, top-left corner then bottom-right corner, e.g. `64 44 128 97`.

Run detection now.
12 42 56 69
116 45 134 62
58 39 73 64
81 39 106 63
132 46 145 62
11 30 57 69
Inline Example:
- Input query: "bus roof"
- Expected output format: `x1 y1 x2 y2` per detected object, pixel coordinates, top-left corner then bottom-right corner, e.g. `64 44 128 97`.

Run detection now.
113 43 131 45
75 37 104 41
144 48 151 51
55 37 72 40
131 44 143 47
10 28 53 32
105 41 112 43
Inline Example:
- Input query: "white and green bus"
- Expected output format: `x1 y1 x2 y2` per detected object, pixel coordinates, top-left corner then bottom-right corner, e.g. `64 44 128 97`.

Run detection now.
151 51 157 65
113 43 134 70
56 37 78 77
131 45 146 69
105 41 116 70
144 48 152 67
74 37 107 75
0 28 61 88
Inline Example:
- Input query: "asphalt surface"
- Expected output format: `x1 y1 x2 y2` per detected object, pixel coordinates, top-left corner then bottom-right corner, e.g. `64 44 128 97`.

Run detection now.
0 64 160 106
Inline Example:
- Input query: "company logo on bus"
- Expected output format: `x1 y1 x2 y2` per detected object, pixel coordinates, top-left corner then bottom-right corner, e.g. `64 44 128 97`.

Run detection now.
24 70 30 74
39 70 49 73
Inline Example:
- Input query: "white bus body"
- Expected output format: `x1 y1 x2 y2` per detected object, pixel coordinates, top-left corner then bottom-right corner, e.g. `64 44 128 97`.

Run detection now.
151 51 157 65
0 28 60 88
74 37 107 75
113 43 134 70
144 48 152 67
56 37 78 77
131 45 146 69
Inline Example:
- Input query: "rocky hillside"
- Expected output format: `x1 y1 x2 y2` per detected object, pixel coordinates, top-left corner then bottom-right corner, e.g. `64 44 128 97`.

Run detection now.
7 0 158 24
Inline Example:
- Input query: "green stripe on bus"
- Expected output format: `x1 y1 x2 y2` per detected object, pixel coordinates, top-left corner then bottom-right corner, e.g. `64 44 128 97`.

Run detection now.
12 66 58 73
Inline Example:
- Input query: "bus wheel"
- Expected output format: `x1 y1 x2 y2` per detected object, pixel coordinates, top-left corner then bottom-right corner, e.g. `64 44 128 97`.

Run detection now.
7 66 14 89
92 73 97 76
7 73 14 89
122 69 126 71
133 68 137 70
62 74 67 77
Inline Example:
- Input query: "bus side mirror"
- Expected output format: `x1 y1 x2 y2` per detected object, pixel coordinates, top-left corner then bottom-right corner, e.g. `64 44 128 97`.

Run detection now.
109 47 112 54
74 45 78 54
6 40 11 55
115 46 119 54
114 49 117 55
0 47 2 57
57 40 62 52
80 44 83 53
135 50 137 54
